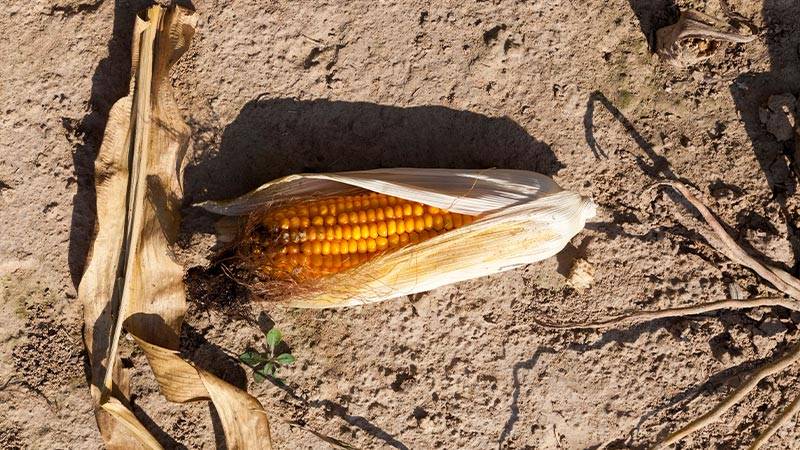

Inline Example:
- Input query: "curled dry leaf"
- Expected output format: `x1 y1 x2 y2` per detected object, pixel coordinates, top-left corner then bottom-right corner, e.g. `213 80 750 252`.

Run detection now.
655 10 756 67
202 168 596 308
79 5 272 449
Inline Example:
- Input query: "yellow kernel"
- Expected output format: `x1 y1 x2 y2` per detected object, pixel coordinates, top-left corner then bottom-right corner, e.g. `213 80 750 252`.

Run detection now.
300 216 310 228
397 218 406 234
387 196 397 205
357 240 368 254
331 241 340 255
334 225 343 240
343 225 352 239
366 209 376 222
319 204 328 215
325 216 336 226
312 216 324 226
348 240 358 253
369 223 378 238
404 217 415 232
301 242 313 254
280 218 290 229
377 221 388 237
413 204 424 216
321 241 331 255
338 213 349 225
358 210 368 223
415 217 425 231
326 227 335 240
378 196 388 207
349 211 359 224
289 216 301 229
312 241 322 255
286 244 299 254
376 236 388 250
402 204 413 216
360 224 369 238
387 219 397 235
309 205 319 216
352 225 361 240
367 238 377 252
344 200 353 211
427 205 440 214
384 206 395 219
376 208 385 221
423 213 433 229
433 214 444 230
388 234 400 247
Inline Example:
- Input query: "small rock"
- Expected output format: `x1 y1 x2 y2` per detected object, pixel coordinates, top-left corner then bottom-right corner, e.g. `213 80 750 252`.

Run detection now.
567 258 594 290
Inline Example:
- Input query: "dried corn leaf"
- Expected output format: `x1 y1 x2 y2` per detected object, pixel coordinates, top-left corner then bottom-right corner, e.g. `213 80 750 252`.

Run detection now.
79 5 272 449
203 168 596 307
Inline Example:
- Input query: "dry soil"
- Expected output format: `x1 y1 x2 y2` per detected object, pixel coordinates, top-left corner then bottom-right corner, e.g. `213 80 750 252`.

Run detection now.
2 0 800 449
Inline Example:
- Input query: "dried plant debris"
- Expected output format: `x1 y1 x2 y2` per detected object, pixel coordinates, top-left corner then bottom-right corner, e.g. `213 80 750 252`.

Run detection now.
538 181 800 449
655 10 756 67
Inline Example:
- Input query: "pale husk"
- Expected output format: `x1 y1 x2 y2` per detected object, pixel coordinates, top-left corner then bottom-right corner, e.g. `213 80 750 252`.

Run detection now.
79 5 272 449
203 168 596 308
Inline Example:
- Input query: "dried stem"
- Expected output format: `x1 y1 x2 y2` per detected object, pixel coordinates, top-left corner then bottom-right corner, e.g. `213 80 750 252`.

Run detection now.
534 296 798 329
654 343 800 449
749 389 800 449
657 181 800 299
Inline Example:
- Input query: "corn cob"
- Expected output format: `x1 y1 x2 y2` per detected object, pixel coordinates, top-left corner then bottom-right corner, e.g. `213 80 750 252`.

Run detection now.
239 192 476 280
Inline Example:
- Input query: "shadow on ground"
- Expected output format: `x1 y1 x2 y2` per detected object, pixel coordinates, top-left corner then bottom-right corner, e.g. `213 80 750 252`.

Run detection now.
183 98 563 205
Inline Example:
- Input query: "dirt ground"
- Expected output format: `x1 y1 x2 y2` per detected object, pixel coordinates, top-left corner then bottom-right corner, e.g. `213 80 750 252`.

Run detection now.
2 0 800 448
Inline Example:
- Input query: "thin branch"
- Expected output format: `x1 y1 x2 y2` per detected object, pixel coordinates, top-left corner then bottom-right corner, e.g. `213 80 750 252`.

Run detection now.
534 297 798 329
657 181 800 299
654 343 800 449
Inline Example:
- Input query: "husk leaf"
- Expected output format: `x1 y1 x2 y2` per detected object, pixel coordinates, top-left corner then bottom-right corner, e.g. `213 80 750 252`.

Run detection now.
203 168 596 308
79 5 272 448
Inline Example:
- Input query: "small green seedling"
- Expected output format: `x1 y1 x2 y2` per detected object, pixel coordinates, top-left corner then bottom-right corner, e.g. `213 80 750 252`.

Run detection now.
239 327 295 383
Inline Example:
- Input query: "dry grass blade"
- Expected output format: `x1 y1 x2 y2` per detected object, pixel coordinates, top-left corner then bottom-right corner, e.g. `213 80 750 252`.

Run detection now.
79 5 273 449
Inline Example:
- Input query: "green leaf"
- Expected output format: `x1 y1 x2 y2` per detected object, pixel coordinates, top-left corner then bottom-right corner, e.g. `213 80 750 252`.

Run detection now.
239 350 267 367
258 362 276 378
253 371 266 383
274 353 295 366
266 328 282 353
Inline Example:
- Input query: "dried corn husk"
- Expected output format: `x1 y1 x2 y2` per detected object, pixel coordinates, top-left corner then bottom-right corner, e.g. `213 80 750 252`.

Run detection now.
79 5 272 449
203 168 596 308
